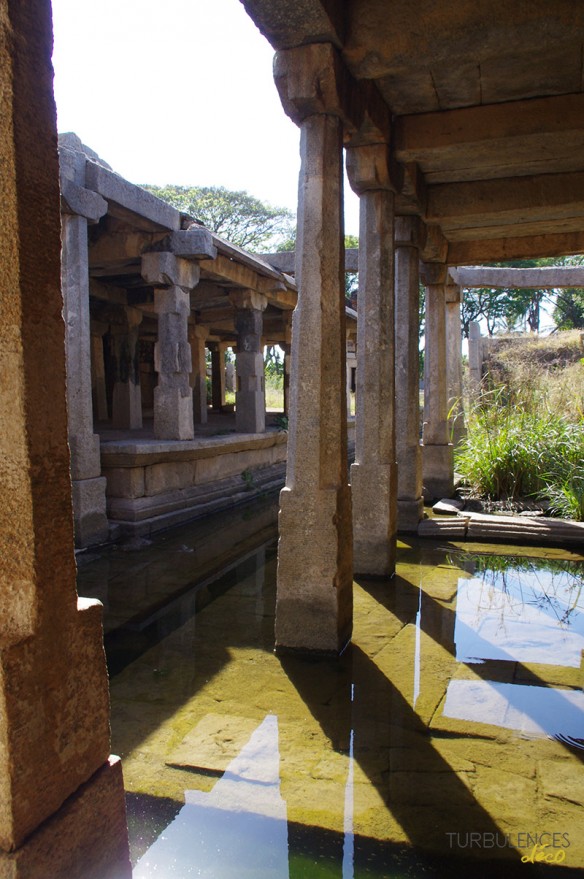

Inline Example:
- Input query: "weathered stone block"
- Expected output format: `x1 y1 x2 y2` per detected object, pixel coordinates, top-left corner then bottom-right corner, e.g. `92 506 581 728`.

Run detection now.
153 386 194 440
71 477 109 547
422 443 454 502
0 600 110 850
144 461 195 496
68 432 101 481
103 467 145 499
0 757 131 879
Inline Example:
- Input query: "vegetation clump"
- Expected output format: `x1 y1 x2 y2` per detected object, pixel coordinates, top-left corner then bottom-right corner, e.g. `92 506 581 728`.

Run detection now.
456 332 584 520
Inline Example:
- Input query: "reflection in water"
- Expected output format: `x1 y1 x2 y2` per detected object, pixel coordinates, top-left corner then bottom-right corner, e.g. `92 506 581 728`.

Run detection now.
443 680 584 738
77 509 584 878
454 562 584 667
134 715 289 879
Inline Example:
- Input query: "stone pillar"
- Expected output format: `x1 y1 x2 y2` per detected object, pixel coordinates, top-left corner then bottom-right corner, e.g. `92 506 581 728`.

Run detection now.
210 343 227 411
273 43 352 654
395 217 424 532
59 143 109 548
468 320 483 392
422 271 454 500
230 289 268 434
282 317 292 417
445 282 466 448
110 307 143 430
188 323 208 425
90 320 109 423
346 143 397 577
0 1 130 873
142 252 199 441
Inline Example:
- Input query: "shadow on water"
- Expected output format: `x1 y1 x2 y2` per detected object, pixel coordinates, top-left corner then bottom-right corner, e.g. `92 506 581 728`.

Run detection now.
78 520 584 878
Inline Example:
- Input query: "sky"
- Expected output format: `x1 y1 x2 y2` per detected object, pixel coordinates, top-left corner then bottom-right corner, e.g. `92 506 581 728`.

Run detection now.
50 0 360 235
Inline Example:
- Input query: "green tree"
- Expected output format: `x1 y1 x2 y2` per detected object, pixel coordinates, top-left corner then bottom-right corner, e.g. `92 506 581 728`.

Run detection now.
553 287 584 329
142 184 294 252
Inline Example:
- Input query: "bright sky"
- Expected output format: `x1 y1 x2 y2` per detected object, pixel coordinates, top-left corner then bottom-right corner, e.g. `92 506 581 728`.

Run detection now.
50 0 360 235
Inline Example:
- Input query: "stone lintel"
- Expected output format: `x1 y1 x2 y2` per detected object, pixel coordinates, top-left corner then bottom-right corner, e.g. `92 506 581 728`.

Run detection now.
142 252 200 292
450 264 584 289
85 161 180 231
60 179 108 223
346 142 396 195
395 215 426 250
420 262 448 286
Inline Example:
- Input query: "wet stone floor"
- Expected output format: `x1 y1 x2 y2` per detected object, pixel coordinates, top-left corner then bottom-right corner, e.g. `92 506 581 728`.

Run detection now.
77 497 584 878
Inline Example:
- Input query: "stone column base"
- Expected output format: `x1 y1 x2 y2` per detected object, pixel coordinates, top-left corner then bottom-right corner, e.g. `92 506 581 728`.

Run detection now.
0 757 131 879
154 386 194 440
351 461 397 577
397 497 425 533
71 476 109 547
275 484 353 655
422 443 454 502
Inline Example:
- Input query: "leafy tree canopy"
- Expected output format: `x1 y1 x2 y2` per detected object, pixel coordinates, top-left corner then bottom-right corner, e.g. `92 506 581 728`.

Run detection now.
142 184 294 253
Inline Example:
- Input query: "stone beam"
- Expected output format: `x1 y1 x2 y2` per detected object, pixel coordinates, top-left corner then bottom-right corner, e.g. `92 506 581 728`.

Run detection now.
426 171 584 232
395 93 584 184
240 0 344 51
449 265 584 289
85 161 180 231
447 230 584 265
198 252 295 307
261 249 359 274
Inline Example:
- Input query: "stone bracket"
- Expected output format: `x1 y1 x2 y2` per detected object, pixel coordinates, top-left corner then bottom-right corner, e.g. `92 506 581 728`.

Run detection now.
60 178 108 223
229 289 268 312
346 143 397 194
142 252 200 292
158 228 218 261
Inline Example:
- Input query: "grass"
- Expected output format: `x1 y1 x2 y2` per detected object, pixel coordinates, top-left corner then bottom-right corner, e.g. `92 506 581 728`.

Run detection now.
456 332 584 520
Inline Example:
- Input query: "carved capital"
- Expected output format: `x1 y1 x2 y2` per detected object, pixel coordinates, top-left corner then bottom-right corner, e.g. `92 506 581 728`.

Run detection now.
420 263 449 286
395 215 426 250
420 224 449 264
141 251 200 292
274 43 348 125
229 289 268 312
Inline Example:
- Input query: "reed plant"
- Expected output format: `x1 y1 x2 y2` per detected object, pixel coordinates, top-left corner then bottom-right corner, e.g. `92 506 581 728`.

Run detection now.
456 363 584 519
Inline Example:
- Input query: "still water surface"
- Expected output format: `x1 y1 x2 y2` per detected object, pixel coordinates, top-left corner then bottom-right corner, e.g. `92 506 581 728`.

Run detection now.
77 499 584 878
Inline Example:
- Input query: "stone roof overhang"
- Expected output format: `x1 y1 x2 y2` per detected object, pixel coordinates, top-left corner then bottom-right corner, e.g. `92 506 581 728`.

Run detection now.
242 0 584 266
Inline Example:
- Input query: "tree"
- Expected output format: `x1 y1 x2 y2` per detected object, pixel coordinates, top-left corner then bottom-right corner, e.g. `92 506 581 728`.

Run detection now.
141 184 294 252
553 287 584 330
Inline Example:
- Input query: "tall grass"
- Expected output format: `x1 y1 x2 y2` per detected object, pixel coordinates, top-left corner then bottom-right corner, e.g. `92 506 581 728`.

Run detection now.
456 355 584 519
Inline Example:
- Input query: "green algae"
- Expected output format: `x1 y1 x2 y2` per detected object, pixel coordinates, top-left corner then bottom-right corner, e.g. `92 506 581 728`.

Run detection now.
77 502 584 877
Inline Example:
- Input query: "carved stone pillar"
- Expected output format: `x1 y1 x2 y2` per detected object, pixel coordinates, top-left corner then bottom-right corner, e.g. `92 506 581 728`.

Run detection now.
445 282 466 449
395 217 424 532
142 252 199 440
230 289 268 434
422 269 454 500
273 43 352 654
188 324 209 425
346 143 397 576
59 142 109 547
110 307 143 431
0 3 130 873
